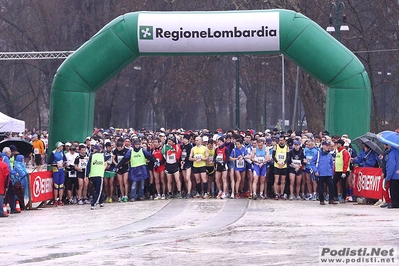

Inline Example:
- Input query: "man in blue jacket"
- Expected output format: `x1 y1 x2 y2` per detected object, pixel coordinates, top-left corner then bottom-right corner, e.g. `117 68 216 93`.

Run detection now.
385 146 399 209
310 141 337 205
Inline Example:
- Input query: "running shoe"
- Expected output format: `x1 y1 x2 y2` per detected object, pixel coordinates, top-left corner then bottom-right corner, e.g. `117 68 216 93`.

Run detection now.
243 191 250 197
230 193 235 199
305 194 312 201
312 193 317 201
54 200 59 207
216 191 223 199
177 192 183 199
100 203 104 207
275 194 279 200
259 193 265 200
185 193 191 199
280 194 287 200
90 205 96 210
289 194 294 201
118 197 122 202
78 199 83 205
346 196 353 202
58 200 64 206
380 202 389 208
296 195 301 200
84 199 90 204
221 192 227 199
252 193 257 200
248 194 252 199
374 199 383 206
130 198 135 202
338 195 343 203
167 194 173 200
161 194 166 200
325 194 330 201
236 193 241 199
193 193 201 198
203 193 209 199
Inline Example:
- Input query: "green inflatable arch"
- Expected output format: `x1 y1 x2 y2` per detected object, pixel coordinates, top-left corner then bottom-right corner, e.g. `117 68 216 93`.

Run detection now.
49 9 370 148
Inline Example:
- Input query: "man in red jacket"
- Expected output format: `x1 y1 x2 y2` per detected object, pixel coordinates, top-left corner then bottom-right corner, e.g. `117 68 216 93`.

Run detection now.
333 139 351 203
0 158 10 217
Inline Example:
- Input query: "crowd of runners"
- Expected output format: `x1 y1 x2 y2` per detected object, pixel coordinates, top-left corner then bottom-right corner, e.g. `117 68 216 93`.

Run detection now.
1 126 397 214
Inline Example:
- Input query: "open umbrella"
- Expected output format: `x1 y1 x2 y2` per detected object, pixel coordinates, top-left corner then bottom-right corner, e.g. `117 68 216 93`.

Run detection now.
0 138 32 156
377 130 399 149
353 132 384 152
355 137 384 155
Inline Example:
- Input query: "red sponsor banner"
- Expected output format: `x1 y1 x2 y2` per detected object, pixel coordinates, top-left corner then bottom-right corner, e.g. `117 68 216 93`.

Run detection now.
353 167 383 199
30 171 54 203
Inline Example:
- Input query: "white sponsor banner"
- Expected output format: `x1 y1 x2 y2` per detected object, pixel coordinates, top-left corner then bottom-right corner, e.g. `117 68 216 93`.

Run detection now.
138 12 280 53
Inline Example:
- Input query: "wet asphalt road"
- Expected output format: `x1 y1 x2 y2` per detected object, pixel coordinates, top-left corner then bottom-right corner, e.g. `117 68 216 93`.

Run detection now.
1 198 398 265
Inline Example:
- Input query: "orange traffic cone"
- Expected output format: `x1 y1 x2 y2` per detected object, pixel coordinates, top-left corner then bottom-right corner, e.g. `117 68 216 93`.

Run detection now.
3 204 8 215
15 200 22 212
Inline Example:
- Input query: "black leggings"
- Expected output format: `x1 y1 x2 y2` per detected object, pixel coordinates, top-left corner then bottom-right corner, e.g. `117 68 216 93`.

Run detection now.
333 172 348 199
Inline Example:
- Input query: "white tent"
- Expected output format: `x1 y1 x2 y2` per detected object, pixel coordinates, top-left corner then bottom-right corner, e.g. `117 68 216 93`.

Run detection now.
0 112 25 132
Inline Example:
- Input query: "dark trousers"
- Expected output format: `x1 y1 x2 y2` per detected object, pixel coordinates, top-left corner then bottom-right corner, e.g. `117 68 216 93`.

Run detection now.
333 172 347 199
390 179 399 208
5 187 16 211
318 176 333 202
90 177 104 207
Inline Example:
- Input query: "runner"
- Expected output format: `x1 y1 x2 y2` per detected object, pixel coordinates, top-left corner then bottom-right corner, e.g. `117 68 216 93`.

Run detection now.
214 137 230 199
103 141 116 203
74 144 90 205
152 138 166 199
251 138 270 200
48 142 67 207
180 134 193 199
112 140 129 202
288 140 304 200
189 136 209 198
163 135 182 199
65 144 79 204
205 138 216 197
272 136 289 200
303 139 319 201
230 138 247 199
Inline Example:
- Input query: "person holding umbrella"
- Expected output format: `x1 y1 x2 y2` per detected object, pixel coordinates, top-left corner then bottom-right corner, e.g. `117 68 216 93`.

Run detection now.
353 141 381 168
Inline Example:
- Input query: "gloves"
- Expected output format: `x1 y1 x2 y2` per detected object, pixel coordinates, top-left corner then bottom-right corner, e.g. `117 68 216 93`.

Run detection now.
154 161 160 168
341 173 346 178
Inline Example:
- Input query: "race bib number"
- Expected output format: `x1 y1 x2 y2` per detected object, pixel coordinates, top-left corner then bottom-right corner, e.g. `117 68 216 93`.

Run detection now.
167 153 176 164
195 154 202 160
34 148 39 154
57 160 64 169
79 158 88 169
292 159 301 166
216 154 223 163
69 171 77 178
236 159 245 168
256 156 265 163
278 153 285 160
181 151 187 161
306 155 313 164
